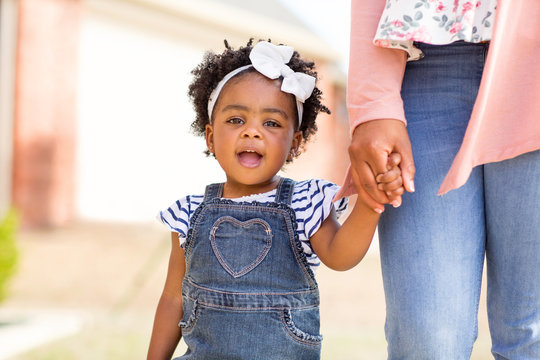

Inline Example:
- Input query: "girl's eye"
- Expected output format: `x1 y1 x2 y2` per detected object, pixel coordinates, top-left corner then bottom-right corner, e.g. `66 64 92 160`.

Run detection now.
227 117 244 125
264 120 281 128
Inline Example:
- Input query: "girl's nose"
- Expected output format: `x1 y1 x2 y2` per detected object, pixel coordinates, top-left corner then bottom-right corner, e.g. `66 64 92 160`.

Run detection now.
241 124 262 139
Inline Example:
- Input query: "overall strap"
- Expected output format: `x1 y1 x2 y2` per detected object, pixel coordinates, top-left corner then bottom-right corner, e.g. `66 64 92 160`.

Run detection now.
274 177 295 205
203 183 224 201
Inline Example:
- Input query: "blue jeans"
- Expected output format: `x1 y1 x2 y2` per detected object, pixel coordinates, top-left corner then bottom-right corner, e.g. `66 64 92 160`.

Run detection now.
378 42 540 359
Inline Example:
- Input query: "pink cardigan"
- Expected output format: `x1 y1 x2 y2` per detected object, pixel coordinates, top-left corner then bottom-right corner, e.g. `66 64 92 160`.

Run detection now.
339 0 540 198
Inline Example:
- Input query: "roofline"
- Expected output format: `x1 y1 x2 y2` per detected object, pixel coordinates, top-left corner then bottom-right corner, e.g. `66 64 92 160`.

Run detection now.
83 0 340 62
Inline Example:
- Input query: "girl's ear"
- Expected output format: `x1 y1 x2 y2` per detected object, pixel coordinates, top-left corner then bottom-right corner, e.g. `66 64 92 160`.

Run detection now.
288 130 303 161
205 124 215 154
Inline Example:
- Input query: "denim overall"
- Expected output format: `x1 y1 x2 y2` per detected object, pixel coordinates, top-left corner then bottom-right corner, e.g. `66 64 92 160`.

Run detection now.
176 178 322 360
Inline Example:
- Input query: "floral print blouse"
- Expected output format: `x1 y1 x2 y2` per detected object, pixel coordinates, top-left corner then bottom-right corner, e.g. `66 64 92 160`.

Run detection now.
374 0 497 60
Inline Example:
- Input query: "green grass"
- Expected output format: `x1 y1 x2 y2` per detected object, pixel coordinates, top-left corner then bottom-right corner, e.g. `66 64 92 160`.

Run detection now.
0 209 18 302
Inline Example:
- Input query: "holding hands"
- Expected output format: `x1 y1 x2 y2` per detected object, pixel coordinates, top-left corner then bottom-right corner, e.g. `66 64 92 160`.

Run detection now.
349 119 416 212
376 152 405 208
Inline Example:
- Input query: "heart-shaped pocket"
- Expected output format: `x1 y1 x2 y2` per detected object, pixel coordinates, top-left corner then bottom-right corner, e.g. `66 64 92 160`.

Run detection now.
210 216 272 278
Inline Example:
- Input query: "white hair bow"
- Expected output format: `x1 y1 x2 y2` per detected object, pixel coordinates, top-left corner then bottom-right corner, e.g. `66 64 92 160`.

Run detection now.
249 41 316 104
207 41 316 128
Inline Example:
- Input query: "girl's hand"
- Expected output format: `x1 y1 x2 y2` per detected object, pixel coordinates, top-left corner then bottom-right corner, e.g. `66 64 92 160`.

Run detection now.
376 152 405 207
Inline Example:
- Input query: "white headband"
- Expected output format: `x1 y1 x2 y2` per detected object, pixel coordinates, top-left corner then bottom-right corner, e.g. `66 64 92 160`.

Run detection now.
207 41 316 128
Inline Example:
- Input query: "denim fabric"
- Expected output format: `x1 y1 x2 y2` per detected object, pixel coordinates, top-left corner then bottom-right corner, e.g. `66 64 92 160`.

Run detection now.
175 178 322 360
378 42 540 359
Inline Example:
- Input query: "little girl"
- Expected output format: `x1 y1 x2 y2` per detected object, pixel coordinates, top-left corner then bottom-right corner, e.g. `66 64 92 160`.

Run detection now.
147 39 403 360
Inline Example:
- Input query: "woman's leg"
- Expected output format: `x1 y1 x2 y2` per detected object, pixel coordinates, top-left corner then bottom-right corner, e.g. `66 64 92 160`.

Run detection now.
484 150 540 359
378 42 489 359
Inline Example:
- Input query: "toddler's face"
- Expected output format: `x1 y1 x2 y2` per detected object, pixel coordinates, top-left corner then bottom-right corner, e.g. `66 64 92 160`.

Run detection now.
206 72 301 197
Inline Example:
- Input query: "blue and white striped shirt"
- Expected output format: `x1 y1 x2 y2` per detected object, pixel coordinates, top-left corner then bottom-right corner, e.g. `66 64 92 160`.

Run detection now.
158 179 348 271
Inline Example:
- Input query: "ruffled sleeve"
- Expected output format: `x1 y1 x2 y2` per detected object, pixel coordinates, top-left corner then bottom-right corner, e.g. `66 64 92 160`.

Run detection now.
293 180 349 241
157 195 200 247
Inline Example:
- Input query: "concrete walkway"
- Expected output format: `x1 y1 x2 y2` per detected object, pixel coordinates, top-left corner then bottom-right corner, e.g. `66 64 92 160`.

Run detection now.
0 221 167 358
0 309 85 360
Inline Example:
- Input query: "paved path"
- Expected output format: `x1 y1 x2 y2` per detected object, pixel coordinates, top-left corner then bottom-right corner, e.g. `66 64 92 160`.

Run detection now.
0 309 85 360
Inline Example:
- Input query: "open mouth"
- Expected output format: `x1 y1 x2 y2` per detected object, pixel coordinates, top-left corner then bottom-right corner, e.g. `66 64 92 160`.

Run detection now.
237 150 262 168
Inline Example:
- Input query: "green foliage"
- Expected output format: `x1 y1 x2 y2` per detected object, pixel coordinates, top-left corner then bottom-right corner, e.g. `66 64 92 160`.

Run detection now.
0 209 18 302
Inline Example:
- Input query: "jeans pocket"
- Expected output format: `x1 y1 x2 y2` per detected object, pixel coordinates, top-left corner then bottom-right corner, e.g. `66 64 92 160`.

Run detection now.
210 216 272 278
280 308 322 346
179 299 200 334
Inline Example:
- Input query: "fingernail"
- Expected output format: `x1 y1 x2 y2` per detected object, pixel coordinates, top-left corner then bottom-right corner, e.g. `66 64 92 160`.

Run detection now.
409 180 415 192
374 208 383 214
391 200 401 208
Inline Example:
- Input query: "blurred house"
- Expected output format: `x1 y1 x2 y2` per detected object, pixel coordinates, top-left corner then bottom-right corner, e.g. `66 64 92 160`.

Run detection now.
0 0 350 228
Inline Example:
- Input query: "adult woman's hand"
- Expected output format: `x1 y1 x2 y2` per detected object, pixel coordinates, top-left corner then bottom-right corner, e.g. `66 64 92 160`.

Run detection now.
348 119 416 212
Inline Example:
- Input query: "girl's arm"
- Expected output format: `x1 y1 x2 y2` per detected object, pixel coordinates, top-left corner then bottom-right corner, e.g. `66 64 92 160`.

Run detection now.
147 232 185 360
309 198 380 271
311 158 403 271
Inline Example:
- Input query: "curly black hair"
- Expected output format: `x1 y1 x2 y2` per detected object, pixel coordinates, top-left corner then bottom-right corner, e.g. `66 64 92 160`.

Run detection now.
188 39 330 159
